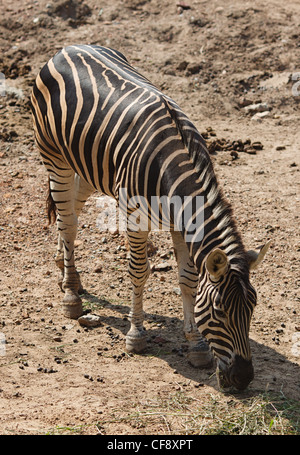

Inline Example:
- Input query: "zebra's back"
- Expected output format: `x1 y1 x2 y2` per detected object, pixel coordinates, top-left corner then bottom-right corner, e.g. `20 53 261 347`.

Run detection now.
31 44 206 199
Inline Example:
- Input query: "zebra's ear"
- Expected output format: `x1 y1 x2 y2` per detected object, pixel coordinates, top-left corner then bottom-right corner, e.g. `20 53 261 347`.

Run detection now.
246 240 271 271
206 248 229 279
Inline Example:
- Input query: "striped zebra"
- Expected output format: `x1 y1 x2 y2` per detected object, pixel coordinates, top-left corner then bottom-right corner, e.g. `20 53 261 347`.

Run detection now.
31 45 270 390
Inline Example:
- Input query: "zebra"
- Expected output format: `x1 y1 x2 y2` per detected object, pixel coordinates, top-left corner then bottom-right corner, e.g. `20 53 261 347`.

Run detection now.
31 44 270 390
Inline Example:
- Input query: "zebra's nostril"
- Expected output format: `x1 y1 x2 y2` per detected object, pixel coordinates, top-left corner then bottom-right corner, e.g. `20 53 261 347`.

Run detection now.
229 356 254 390
230 374 245 390
231 374 251 390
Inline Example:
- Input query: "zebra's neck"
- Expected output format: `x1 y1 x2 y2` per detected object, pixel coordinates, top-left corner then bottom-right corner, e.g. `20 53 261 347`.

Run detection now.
162 104 248 277
184 156 248 277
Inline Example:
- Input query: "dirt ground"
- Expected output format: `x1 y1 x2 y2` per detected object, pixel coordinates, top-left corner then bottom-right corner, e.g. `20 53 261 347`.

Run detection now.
0 0 299 435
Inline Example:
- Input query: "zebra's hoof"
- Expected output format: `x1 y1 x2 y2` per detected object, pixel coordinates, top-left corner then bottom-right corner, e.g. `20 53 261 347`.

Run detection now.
126 329 147 353
62 291 83 319
187 347 213 368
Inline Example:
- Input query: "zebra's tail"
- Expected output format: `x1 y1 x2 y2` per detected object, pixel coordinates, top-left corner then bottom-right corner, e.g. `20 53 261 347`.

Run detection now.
46 177 57 225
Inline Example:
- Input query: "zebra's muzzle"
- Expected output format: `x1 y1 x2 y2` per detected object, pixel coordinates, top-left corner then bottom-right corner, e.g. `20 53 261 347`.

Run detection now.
217 356 254 391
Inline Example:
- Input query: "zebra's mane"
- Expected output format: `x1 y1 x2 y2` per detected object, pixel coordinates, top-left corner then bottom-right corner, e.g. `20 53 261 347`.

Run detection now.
164 97 250 278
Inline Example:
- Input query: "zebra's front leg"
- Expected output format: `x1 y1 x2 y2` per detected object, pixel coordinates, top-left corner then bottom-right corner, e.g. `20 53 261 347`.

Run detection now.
125 231 150 353
59 214 83 319
171 231 213 367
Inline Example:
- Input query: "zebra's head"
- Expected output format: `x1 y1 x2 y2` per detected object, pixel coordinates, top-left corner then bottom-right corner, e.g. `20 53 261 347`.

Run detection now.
195 241 271 390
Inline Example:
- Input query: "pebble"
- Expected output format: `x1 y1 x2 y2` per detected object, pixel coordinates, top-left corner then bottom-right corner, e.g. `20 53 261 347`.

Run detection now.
53 336 62 342
238 96 253 108
37 366 57 373
251 111 270 121
244 102 269 113
78 314 102 327
151 262 172 272
251 141 264 150
173 287 181 296
176 2 191 10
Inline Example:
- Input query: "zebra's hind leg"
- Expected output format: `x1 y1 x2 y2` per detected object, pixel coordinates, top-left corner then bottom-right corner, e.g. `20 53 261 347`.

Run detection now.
54 173 94 294
125 230 150 353
49 170 84 319
171 231 213 368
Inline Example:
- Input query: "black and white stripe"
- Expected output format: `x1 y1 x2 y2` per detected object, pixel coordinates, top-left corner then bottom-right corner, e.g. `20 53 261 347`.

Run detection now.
31 45 270 390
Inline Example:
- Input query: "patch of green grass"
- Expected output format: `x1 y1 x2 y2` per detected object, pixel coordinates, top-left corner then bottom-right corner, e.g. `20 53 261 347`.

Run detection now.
197 392 300 435
95 390 300 435
82 296 106 313
45 424 94 435
81 294 130 313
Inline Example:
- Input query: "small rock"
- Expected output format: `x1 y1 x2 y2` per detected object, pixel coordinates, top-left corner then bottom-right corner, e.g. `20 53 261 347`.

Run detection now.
251 141 264 150
160 252 170 259
176 2 191 10
230 150 239 160
84 374 94 381
173 287 181 296
251 111 270 121
53 336 62 342
237 96 253 108
185 63 202 76
78 314 102 327
244 146 257 155
244 102 269 113
177 61 189 71
152 262 172 272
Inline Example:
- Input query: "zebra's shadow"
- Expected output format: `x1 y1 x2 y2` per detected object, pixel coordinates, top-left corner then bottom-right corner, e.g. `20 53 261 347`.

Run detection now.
81 291 300 402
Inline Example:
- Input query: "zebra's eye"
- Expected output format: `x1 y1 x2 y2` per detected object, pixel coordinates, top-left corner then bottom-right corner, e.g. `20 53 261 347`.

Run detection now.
215 308 226 319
